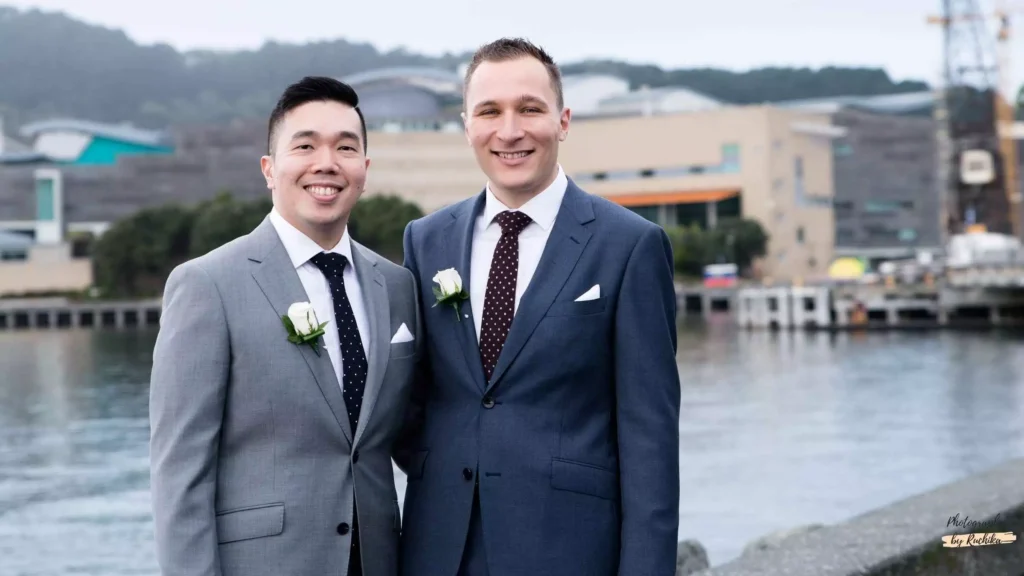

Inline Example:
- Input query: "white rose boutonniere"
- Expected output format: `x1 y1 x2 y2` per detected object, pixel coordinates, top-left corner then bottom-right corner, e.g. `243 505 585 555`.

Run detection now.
432 268 469 321
282 302 328 356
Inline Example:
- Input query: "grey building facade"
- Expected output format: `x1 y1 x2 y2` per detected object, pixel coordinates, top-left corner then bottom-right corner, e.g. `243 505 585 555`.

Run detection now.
829 107 942 261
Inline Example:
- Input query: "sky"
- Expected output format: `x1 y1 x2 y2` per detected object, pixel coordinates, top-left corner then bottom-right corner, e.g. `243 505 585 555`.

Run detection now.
5 0 1023 91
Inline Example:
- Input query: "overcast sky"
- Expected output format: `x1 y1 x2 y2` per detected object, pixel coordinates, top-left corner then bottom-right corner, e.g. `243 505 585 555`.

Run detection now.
6 0 1022 91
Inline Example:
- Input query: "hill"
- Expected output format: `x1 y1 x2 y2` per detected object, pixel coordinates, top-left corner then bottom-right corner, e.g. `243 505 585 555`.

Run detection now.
0 5 931 131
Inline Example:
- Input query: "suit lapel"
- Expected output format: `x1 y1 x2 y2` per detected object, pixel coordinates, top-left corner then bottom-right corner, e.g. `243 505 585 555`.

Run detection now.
350 241 389 447
248 218 354 444
444 192 489 393
485 182 595 393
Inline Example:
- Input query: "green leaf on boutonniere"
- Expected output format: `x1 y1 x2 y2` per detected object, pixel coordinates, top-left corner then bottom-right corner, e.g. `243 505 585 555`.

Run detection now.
281 315 329 356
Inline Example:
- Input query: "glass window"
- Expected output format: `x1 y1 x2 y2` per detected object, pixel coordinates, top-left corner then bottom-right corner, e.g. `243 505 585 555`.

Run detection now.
36 178 55 222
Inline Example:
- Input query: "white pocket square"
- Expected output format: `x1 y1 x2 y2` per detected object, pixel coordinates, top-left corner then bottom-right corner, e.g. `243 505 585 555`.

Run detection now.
390 323 414 344
574 284 600 302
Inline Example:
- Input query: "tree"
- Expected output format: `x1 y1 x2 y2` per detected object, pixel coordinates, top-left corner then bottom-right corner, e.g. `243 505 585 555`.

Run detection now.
664 218 769 279
707 218 769 275
349 194 424 262
189 191 273 258
91 204 194 298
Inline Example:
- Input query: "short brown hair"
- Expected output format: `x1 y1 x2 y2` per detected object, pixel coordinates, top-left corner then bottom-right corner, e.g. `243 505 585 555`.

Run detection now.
462 37 564 110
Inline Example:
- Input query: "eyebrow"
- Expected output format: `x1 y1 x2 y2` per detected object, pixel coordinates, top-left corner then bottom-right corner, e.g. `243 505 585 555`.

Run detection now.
289 130 362 145
473 95 547 112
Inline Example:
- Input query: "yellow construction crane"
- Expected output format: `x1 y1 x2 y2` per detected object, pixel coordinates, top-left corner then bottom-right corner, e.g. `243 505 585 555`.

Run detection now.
928 0 1023 237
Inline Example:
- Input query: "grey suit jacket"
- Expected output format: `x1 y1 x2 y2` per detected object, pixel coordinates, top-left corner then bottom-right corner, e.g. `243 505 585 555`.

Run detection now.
149 217 422 576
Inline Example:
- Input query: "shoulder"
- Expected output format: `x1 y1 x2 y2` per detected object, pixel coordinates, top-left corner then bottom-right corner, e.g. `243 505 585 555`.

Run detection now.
353 242 415 286
405 196 473 239
572 182 668 247
166 231 252 290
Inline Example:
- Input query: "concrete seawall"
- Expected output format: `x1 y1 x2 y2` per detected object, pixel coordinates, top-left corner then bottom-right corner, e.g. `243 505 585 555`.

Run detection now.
684 458 1024 575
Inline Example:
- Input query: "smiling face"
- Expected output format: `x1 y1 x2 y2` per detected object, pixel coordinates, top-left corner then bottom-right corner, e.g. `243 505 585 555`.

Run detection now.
463 56 570 206
260 99 370 249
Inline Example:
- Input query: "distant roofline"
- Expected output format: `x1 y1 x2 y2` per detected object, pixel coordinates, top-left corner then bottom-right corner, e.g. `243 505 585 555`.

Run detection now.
0 152 52 165
771 90 936 114
19 118 170 147
342 67 463 95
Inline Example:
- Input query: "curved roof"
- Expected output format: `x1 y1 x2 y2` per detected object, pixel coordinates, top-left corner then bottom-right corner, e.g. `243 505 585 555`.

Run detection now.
19 119 169 147
342 67 463 95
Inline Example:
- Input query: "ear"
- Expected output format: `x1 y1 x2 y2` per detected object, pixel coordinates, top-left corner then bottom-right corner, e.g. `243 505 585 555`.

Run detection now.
558 107 571 142
461 111 471 145
260 155 274 189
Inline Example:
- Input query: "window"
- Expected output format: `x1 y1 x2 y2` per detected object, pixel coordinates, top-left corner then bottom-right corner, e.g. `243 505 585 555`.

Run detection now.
898 228 917 242
721 143 740 171
833 142 853 156
864 200 903 213
36 178 55 222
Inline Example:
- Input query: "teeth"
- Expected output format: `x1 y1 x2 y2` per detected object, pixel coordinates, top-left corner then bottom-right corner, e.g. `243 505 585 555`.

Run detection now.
306 186 340 196
498 152 529 159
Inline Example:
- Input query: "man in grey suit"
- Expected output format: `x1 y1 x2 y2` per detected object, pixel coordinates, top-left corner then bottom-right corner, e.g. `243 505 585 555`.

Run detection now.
149 76 420 576
396 39 681 576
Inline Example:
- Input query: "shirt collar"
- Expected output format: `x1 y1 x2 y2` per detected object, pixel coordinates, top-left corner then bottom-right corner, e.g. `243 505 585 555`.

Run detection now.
268 207 353 269
483 164 567 232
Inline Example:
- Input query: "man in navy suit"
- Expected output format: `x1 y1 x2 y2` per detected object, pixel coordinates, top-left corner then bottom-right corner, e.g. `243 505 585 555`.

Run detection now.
396 37 681 576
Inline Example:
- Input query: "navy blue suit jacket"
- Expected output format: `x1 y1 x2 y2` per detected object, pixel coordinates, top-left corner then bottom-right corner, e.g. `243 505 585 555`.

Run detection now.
396 179 680 576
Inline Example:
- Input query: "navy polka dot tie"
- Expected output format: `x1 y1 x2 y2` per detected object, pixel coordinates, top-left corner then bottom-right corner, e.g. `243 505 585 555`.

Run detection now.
479 210 532 381
310 252 367 434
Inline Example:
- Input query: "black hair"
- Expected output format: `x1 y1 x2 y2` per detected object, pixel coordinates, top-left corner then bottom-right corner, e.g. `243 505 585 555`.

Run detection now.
267 76 367 155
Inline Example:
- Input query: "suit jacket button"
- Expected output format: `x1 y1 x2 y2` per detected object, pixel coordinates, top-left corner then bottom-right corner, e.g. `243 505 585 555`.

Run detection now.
463 468 473 481
337 523 350 535
482 396 495 409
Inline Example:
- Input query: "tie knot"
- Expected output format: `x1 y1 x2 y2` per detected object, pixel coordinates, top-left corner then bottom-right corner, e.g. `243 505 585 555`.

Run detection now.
494 210 532 237
310 252 348 279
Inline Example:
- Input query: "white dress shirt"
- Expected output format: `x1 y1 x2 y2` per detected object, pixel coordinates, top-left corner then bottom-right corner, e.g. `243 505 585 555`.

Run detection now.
470 165 567 341
269 208 369 390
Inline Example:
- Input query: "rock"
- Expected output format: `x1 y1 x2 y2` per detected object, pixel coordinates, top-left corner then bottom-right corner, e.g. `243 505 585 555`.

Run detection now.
676 539 710 575
741 523 825 556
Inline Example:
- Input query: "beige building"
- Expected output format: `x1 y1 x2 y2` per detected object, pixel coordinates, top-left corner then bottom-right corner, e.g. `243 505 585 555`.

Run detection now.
364 105 839 281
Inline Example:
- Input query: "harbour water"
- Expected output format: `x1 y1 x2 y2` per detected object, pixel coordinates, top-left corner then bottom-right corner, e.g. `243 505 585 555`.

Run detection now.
2 318 1024 574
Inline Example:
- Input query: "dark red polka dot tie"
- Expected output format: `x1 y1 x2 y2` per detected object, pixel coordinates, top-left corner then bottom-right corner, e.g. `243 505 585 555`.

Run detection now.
310 252 367 435
479 210 532 381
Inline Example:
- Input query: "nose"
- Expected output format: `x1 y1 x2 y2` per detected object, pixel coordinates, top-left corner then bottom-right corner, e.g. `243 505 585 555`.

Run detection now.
311 146 340 173
497 113 525 143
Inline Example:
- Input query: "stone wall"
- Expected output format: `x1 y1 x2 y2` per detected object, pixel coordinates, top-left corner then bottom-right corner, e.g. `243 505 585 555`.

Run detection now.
689 458 1024 575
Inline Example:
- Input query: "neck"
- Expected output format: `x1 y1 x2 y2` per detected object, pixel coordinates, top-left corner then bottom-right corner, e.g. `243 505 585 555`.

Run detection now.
308 224 346 251
280 209 347 251
491 166 559 210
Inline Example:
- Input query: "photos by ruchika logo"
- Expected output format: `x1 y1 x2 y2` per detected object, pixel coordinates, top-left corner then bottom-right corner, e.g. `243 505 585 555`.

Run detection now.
941 514 1017 548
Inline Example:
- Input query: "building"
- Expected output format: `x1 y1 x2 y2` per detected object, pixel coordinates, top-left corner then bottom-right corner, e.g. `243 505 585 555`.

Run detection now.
558 106 837 281
778 91 942 265
592 86 723 118
0 67 850 284
6 118 173 166
562 74 631 116
343 67 464 132
829 108 942 263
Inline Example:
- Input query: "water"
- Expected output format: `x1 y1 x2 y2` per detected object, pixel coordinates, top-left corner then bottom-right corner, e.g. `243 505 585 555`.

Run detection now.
2 320 1024 574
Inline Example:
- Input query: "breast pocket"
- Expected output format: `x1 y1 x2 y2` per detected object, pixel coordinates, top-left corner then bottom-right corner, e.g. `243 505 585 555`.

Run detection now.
389 340 416 359
545 296 607 317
